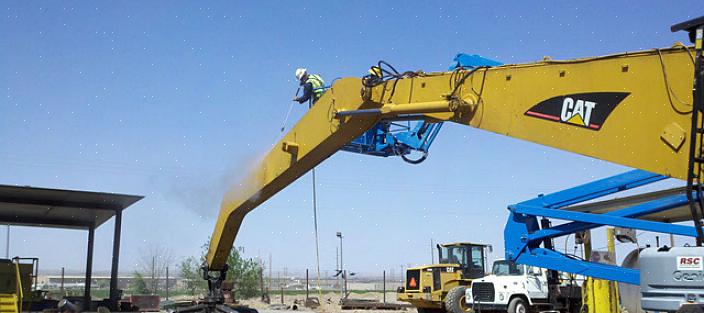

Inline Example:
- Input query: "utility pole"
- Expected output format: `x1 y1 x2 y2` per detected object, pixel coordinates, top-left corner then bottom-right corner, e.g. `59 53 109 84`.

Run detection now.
166 266 170 300
278 271 283 304
60 267 65 296
430 238 435 264
337 232 343 299
311 168 322 298
305 269 309 300
259 261 267 303
382 270 386 304
151 256 156 294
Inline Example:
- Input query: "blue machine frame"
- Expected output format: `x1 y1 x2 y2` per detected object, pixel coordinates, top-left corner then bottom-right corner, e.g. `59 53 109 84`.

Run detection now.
504 169 700 285
340 54 501 163
341 120 442 163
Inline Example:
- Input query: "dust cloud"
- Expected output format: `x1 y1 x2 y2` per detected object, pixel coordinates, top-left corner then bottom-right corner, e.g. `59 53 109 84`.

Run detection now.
162 150 269 219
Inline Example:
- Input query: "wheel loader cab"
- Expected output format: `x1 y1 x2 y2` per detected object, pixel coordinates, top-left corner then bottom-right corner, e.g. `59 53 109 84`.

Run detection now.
437 243 487 279
397 242 490 313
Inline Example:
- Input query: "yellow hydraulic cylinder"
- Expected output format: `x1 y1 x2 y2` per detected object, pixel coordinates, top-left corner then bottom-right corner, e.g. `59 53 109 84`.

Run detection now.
582 229 620 313
606 228 621 313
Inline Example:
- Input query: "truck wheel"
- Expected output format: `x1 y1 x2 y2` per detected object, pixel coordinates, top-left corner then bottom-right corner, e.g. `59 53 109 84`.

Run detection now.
507 297 528 313
444 286 471 313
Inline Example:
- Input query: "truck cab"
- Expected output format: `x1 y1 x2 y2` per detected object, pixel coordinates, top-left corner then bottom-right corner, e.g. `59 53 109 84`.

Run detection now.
466 260 580 313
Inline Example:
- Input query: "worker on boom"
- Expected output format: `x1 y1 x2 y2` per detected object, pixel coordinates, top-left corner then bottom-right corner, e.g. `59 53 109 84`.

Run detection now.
293 68 325 105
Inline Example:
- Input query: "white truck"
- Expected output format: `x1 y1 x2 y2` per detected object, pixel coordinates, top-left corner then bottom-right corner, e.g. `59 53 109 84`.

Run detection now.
465 260 581 313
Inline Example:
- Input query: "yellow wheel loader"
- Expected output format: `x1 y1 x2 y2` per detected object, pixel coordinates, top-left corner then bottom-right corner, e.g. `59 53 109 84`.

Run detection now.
396 243 490 313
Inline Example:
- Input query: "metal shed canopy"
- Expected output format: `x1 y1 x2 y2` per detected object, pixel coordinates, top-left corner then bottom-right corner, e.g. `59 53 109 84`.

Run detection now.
0 184 142 229
564 186 692 223
0 184 142 310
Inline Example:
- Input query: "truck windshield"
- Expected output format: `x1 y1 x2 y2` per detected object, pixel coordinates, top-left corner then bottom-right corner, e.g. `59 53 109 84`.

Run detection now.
492 260 524 276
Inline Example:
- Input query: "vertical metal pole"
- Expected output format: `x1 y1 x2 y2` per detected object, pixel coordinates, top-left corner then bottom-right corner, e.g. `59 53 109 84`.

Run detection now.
60 267 65 296
430 238 434 264
260 262 265 302
695 25 704 246
311 168 323 298
305 269 309 300
166 266 170 300
685 24 704 246
337 233 344 300
278 271 283 304
5 225 8 258
335 247 342 299
152 256 156 294
382 270 386 304
84 226 95 310
539 218 559 286
109 209 122 310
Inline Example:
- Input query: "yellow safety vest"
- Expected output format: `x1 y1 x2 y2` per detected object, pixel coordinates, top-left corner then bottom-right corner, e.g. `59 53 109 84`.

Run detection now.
306 74 325 101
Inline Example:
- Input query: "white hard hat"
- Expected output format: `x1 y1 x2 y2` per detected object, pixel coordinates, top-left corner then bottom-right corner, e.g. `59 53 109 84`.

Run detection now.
295 68 307 81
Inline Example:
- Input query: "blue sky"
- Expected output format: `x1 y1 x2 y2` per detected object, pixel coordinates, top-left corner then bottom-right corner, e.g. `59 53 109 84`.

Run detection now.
1 1 701 277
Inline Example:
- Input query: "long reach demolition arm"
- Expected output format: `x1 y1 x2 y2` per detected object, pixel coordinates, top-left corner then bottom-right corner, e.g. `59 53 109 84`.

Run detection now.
202 20 704 298
207 45 696 267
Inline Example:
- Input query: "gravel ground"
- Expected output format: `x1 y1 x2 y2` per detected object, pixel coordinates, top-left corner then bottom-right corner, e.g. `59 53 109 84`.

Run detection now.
239 291 411 313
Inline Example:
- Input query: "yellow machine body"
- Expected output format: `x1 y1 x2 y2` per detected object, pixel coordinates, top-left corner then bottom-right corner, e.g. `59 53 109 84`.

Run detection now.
206 46 695 271
397 264 467 309
397 243 488 312
0 259 35 313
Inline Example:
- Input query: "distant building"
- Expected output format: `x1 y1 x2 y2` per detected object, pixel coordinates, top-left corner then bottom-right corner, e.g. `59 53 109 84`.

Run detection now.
38 275 184 291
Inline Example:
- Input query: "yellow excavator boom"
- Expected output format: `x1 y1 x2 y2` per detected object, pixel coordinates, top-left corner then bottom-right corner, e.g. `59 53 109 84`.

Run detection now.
206 45 695 271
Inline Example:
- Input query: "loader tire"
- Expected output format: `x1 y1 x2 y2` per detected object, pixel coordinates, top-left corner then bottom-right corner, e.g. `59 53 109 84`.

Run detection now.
445 286 471 313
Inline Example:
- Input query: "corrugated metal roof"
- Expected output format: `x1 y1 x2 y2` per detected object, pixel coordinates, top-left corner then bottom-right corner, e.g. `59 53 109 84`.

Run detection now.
0 184 143 229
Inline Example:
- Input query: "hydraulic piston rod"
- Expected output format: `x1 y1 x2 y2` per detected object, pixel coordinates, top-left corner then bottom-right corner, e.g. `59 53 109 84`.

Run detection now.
335 98 471 119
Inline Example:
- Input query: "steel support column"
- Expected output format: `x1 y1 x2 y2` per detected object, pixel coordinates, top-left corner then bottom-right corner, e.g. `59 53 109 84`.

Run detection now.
109 209 123 310
84 225 95 310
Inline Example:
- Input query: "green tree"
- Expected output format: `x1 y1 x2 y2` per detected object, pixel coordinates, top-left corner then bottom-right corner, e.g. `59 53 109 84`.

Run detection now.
131 271 150 295
225 248 261 298
179 256 207 295
186 241 262 299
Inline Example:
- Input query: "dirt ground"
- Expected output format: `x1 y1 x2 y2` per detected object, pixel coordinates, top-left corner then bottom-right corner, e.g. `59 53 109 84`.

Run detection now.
239 291 412 313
